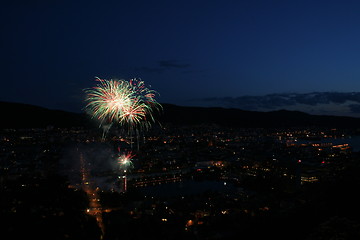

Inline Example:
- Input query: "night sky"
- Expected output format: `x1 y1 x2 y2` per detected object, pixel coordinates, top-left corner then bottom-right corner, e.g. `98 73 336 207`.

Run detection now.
2 0 360 112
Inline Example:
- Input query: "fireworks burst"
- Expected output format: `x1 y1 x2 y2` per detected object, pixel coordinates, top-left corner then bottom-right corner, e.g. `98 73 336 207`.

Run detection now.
84 77 161 132
117 151 135 171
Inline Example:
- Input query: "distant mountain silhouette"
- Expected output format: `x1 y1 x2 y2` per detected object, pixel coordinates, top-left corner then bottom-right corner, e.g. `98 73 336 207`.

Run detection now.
159 104 360 128
0 101 88 129
190 92 360 118
1 101 360 129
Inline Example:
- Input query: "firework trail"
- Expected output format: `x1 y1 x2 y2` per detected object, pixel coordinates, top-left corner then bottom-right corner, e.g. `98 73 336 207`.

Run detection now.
116 150 134 193
84 77 162 138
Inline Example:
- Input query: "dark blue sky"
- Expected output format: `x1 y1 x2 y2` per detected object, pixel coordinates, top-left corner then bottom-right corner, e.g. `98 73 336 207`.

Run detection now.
2 0 360 112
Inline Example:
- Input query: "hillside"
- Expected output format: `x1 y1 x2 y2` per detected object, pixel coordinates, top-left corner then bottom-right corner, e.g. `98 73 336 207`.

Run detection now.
190 92 360 118
1 101 360 129
159 104 360 128
0 101 87 129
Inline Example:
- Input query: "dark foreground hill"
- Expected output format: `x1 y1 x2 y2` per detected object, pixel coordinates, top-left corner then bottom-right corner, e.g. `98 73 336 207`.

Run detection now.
159 104 360 128
0 101 87 129
1 101 360 129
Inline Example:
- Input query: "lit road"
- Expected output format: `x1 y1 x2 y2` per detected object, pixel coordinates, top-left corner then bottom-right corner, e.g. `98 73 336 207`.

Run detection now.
79 152 105 237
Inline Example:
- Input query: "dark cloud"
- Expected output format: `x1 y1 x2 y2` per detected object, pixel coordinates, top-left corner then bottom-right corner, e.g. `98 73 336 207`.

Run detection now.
135 66 165 74
190 92 360 116
349 104 360 113
158 60 191 69
136 60 191 74
293 94 323 106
